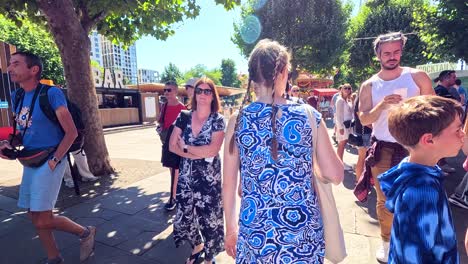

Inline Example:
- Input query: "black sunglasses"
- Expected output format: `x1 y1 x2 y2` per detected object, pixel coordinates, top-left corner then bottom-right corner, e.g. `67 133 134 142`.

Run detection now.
343 87 352 90
195 87 213 95
164 88 172 92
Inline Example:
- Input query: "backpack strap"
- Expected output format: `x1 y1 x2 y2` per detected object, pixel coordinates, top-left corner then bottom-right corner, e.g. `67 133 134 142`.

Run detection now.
38 85 58 123
13 88 25 113
10 88 25 145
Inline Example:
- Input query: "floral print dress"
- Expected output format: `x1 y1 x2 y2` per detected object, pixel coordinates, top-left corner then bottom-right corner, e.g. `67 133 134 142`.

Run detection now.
235 102 324 263
173 111 225 260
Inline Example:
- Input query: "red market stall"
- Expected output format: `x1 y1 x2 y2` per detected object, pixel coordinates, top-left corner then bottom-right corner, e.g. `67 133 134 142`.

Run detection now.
313 88 339 97
312 88 339 119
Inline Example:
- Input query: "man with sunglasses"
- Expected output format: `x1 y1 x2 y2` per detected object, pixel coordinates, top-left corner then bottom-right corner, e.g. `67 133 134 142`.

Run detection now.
0 52 96 263
356 31 434 263
158 81 186 211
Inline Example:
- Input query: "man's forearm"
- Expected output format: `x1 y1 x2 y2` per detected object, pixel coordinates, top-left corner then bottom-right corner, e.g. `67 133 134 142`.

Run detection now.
359 103 384 125
54 132 77 160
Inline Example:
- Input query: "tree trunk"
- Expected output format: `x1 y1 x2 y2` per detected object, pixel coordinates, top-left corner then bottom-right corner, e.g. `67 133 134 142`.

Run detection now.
37 0 114 176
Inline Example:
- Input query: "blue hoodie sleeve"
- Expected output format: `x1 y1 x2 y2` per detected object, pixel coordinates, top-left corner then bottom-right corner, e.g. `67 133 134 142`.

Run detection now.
391 181 457 263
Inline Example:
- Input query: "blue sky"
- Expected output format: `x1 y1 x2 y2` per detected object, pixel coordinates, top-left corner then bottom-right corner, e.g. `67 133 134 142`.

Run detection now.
136 0 361 75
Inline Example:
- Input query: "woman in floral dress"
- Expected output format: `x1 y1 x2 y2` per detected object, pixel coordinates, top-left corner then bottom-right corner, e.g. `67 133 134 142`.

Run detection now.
169 77 225 264
222 39 344 263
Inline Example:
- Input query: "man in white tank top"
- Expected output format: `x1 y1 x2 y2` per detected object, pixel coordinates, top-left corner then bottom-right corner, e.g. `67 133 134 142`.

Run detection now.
357 32 434 263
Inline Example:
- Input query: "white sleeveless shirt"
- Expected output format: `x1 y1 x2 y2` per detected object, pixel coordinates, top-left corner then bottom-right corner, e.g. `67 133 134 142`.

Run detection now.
371 67 420 142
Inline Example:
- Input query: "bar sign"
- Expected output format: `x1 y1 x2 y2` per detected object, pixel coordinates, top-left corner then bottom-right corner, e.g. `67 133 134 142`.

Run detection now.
0 101 9 109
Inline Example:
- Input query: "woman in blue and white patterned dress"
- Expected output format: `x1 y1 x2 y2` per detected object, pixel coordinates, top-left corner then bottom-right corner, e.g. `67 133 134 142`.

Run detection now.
222 39 344 263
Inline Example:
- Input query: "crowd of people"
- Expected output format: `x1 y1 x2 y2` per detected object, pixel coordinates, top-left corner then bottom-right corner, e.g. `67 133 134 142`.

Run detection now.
1 32 468 264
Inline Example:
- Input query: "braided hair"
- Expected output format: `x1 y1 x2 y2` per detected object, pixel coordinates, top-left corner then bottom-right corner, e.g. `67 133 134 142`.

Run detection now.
229 39 291 161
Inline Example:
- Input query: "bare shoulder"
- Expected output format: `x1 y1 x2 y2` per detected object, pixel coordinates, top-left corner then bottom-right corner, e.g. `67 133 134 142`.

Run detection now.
360 75 377 94
409 67 429 78
408 67 434 95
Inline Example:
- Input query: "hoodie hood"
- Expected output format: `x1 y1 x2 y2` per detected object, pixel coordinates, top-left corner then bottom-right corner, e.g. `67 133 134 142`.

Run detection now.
378 157 443 213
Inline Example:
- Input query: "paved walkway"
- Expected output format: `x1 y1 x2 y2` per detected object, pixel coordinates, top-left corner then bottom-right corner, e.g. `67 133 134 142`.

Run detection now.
0 127 466 263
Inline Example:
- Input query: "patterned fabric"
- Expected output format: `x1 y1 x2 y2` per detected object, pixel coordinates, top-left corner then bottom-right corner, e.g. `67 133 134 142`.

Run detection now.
173 111 225 260
379 158 459 264
354 138 408 202
235 102 324 263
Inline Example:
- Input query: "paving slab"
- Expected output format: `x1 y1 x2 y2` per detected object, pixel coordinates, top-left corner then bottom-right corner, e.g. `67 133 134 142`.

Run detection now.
94 220 143 247
116 231 165 256
61 201 123 221
334 233 380 264
0 211 30 237
61 241 157 264
96 189 163 215
141 232 192 264
0 194 22 214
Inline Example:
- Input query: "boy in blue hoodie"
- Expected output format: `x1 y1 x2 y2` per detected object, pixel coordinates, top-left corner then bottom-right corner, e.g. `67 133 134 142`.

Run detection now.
379 95 463 263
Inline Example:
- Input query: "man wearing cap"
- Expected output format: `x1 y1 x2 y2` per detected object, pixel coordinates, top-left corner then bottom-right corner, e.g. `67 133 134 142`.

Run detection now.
356 31 434 263
184 78 197 109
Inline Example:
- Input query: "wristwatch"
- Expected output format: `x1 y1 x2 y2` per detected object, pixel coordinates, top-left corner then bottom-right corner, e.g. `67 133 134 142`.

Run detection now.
50 156 60 164
183 145 188 153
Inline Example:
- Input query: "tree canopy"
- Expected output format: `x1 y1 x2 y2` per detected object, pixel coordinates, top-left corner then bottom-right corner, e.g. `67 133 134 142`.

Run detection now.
232 0 351 76
335 0 437 88
220 58 241 87
1 0 240 44
0 0 240 175
0 15 64 84
160 63 183 84
180 64 222 85
413 0 468 61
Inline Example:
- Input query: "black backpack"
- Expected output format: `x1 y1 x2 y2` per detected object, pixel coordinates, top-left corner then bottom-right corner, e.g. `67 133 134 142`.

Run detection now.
14 85 85 152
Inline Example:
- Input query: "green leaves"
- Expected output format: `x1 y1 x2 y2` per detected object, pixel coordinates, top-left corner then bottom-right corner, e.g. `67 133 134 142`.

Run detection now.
232 0 350 74
413 0 467 61
340 0 437 88
220 59 240 87
160 62 183 84
2 0 240 46
0 15 65 84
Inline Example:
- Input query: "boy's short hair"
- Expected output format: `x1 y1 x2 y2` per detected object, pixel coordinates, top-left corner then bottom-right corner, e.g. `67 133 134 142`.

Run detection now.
388 95 463 147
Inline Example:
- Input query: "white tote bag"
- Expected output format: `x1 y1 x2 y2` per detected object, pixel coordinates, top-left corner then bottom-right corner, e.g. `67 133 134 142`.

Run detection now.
305 105 347 263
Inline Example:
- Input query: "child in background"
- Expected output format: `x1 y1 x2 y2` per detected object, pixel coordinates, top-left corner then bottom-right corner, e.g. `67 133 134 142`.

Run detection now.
379 95 463 263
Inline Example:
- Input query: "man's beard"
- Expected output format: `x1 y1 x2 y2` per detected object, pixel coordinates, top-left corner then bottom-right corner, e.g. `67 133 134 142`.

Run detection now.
381 60 400 70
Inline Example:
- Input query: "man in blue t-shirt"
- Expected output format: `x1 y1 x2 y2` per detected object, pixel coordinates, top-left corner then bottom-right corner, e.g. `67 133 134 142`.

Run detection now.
0 52 95 263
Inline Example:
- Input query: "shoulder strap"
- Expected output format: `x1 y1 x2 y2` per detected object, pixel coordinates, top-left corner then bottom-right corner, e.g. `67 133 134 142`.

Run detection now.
159 103 167 123
13 88 25 113
16 85 42 143
10 88 25 144
304 105 327 183
39 85 58 123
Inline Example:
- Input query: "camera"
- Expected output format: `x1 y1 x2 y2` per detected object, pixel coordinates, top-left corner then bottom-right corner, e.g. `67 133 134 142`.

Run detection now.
1 148 18 160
